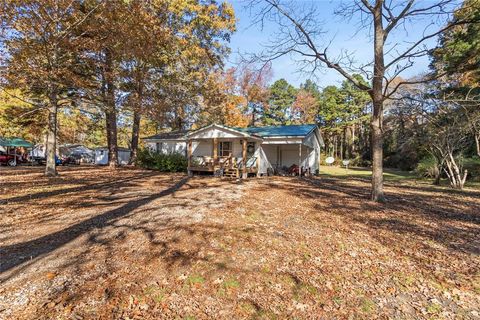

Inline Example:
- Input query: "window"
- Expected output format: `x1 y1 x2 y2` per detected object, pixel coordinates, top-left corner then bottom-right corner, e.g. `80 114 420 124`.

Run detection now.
218 141 232 157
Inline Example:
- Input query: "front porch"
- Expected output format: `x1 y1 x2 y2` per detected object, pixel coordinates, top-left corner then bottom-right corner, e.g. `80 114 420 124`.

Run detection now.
186 125 262 178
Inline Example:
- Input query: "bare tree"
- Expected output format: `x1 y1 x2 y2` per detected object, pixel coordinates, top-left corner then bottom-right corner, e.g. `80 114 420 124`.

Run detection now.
450 90 480 157
426 103 470 189
247 0 474 201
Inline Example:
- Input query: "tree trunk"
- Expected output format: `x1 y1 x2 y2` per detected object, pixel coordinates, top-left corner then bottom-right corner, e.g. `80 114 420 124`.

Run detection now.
130 70 144 164
45 98 58 177
105 107 118 167
130 110 141 164
370 3 386 202
433 165 441 185
105 49 118 168
350 125 356 158
475 132 480 158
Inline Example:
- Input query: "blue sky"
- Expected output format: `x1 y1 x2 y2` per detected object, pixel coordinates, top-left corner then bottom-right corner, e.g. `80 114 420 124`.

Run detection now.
226 0 448 88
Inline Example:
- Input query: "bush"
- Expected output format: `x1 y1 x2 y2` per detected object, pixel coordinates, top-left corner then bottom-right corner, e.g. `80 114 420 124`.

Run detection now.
415 156 439 178
351 155 371 168
463 157 480 181
136 149 187 172
415 156 480 181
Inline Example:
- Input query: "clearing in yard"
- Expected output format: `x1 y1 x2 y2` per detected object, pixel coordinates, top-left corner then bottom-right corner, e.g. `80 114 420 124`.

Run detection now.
0 166 479 319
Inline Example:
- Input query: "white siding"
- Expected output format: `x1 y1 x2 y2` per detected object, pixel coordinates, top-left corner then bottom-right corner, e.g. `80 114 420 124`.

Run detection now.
189 126 247 139
192 140 212 157
118 150 131 165
259 143 318 172
261 144 278 169
147 141 187 155
95 149 130 165
95 149 108 165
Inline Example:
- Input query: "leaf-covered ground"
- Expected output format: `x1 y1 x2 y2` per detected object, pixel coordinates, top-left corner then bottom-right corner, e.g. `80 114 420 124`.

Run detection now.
0 166 479 319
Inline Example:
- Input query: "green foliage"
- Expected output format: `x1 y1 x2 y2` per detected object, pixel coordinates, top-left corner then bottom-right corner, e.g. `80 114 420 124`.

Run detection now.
464 157 480 180
265 78 297 125
415 156 480 181
432 0 480 85
300 79 321 99
0 89 46 142
318 75 371 160
415 156 440 178
136 149 187 172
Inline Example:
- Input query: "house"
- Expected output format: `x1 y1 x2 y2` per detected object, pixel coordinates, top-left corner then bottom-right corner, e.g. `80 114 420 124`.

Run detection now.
94 147 131 165
143 124 324 178
143 130 189 156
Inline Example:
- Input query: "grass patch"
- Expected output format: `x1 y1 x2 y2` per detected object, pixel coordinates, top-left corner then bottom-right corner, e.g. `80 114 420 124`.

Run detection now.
143 285 167 303
218 277 240 296
223 278 240 290
319 166 415 181
426 302 442 314
320 165 480 189
185 274 205 287
360 297 376 313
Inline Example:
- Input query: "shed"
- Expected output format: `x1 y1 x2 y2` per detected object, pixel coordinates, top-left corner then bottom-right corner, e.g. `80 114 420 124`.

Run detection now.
94 147 131 165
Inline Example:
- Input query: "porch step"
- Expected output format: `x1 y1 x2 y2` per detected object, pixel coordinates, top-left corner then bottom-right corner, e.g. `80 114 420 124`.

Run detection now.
223 168 238 178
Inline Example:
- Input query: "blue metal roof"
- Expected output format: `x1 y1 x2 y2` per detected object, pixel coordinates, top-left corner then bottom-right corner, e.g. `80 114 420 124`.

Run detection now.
235 124 317 137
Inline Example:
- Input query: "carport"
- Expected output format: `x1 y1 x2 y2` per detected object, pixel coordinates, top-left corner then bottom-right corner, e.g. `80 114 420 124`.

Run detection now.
0 137 34 166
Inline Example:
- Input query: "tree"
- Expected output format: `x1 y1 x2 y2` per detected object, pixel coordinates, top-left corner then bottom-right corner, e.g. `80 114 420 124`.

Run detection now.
300 79 321 99
432 0 480 157
317 76 370 161
199 69 249 127
433 0 480 86
249 0 475 201
74 0 137 168
265 78 296 125
237 63 272 126
292 89 318 124
425 103 470 189
122 0 236 162
0 89 46 142
1 0 101 175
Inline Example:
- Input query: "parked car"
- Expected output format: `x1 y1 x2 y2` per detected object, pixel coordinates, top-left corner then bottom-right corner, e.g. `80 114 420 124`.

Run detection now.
28 155 62 166
0 151 22 166
60 155 80 165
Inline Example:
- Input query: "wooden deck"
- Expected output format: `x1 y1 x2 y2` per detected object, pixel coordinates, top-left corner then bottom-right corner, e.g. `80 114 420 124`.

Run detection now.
188 165 258 177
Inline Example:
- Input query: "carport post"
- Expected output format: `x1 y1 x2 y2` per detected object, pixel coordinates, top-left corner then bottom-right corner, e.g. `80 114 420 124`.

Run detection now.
242 139 247 178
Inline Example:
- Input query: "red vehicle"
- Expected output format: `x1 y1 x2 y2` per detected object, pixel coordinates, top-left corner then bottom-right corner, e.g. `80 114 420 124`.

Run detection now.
0 151 23 166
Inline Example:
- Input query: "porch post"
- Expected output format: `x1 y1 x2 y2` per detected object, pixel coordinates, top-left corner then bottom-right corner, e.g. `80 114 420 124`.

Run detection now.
187 140 193 177
298 143 302 176
213 137 218 165
242 139 247 178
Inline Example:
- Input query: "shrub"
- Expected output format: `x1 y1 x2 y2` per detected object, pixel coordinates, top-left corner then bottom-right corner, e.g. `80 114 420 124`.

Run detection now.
136 149 187 172
415 155 480 181
463 157 480 181
415 156 439 178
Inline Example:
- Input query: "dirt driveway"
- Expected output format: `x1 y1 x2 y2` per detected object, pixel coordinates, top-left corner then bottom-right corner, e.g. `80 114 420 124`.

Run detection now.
0 166 479 319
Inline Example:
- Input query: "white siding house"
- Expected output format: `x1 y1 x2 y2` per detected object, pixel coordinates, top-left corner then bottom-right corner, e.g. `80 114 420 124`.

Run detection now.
141 124 324 177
